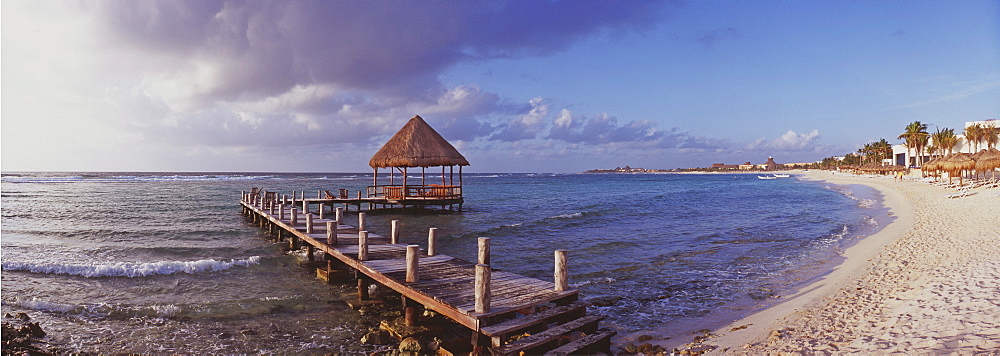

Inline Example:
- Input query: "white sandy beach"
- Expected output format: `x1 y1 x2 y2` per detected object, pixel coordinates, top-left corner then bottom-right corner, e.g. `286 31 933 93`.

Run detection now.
685 171 1000 354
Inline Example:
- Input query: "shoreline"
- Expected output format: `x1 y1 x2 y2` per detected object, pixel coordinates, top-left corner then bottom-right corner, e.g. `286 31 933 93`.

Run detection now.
617 170 902 351
701 171 999 353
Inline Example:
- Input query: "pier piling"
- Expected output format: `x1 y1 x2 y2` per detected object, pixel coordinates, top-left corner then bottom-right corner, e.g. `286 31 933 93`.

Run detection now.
405 245 419 283
427 228 437 256
475 264 491 314
391 220 400 244
478 237 490 265
326 221 337 245
358 231 369 261
555 250 568 292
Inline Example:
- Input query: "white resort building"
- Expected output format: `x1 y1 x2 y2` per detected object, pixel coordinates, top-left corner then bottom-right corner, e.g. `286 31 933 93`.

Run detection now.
889 119 998 167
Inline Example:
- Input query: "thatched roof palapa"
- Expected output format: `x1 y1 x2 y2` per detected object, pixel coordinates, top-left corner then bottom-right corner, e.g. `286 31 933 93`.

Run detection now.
975 148 1000 172
369 115 470 168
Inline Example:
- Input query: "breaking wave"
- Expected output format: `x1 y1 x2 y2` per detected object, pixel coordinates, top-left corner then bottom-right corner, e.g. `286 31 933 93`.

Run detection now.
549 212 586 219
2 256 262 278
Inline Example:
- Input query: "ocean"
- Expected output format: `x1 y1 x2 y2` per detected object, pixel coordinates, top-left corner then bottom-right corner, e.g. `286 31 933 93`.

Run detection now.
0 172 884 353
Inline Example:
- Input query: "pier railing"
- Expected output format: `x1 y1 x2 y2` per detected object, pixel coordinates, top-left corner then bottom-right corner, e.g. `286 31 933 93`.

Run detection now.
367 185 462 200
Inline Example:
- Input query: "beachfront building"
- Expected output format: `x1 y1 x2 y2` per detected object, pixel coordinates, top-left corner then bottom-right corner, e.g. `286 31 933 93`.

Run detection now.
891 119 997 167
368 115 469 210
756 156 780 170
710 163 742 170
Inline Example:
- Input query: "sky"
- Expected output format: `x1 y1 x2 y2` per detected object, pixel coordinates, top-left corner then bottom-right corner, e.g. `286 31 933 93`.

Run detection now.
2 0 998 173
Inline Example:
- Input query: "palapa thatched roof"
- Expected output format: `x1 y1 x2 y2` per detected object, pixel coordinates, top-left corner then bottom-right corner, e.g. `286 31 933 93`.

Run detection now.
369 115 470 168
975 148 1000 171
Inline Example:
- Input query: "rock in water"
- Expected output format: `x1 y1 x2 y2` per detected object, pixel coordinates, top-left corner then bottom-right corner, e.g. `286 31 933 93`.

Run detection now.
588 296 622 307
27 322 46 337
399 337 422 352
360 330 393 345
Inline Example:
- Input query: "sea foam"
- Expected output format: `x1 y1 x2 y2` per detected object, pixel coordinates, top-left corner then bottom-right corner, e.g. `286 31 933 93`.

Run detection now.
550 212 586 219
2 256 261 278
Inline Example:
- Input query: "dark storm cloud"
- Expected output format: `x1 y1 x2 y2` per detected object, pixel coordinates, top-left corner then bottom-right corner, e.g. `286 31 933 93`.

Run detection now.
91 0 667 147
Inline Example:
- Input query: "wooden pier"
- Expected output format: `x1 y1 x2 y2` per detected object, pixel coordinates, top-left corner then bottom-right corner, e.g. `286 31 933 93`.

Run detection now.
241 191 614 355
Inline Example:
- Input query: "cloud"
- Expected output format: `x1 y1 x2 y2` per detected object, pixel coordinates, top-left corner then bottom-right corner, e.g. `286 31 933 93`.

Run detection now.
86 1 665 131
490 98 550 141
3 0 667 167
546 110 726 151
548 111 656 144
745 129 822 152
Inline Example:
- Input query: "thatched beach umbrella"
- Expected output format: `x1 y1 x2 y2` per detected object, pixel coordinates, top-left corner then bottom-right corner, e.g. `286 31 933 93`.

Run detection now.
922 157 942 180
942 153 975 185
975 148 1000 179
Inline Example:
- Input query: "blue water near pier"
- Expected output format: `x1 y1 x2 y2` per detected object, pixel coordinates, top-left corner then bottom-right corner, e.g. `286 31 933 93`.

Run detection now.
0 172 882 353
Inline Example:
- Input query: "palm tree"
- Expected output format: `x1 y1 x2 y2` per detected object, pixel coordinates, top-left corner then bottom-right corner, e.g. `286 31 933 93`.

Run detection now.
964 124 983 153
874 138 893 164
984 123 998 149
931 127 958 157
860 143 874 164
898 121 929 166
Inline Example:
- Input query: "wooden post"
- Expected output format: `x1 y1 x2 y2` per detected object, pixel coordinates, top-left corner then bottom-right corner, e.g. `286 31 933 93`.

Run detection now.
282 194 287 206
358 212 366 231
318 203 325 219
391 220 400 244
478 237 490 265
475 264 491 313
306 214 314 233
335 207 344 225
318 190 322 199
427 228 437 256
404 297 418 327
358 278 369 301
406 245 419 282
554 250 568 292
291 193 296 208
326 221 337 245
307 245 315 261
289 235 298 250
279 204 285 220
290 208 298 226
302 199 309 214
358 231 368 261
242 190 246 202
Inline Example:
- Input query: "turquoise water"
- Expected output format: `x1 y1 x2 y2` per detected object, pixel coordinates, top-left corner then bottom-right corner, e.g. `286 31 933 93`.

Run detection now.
1 172 882 352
